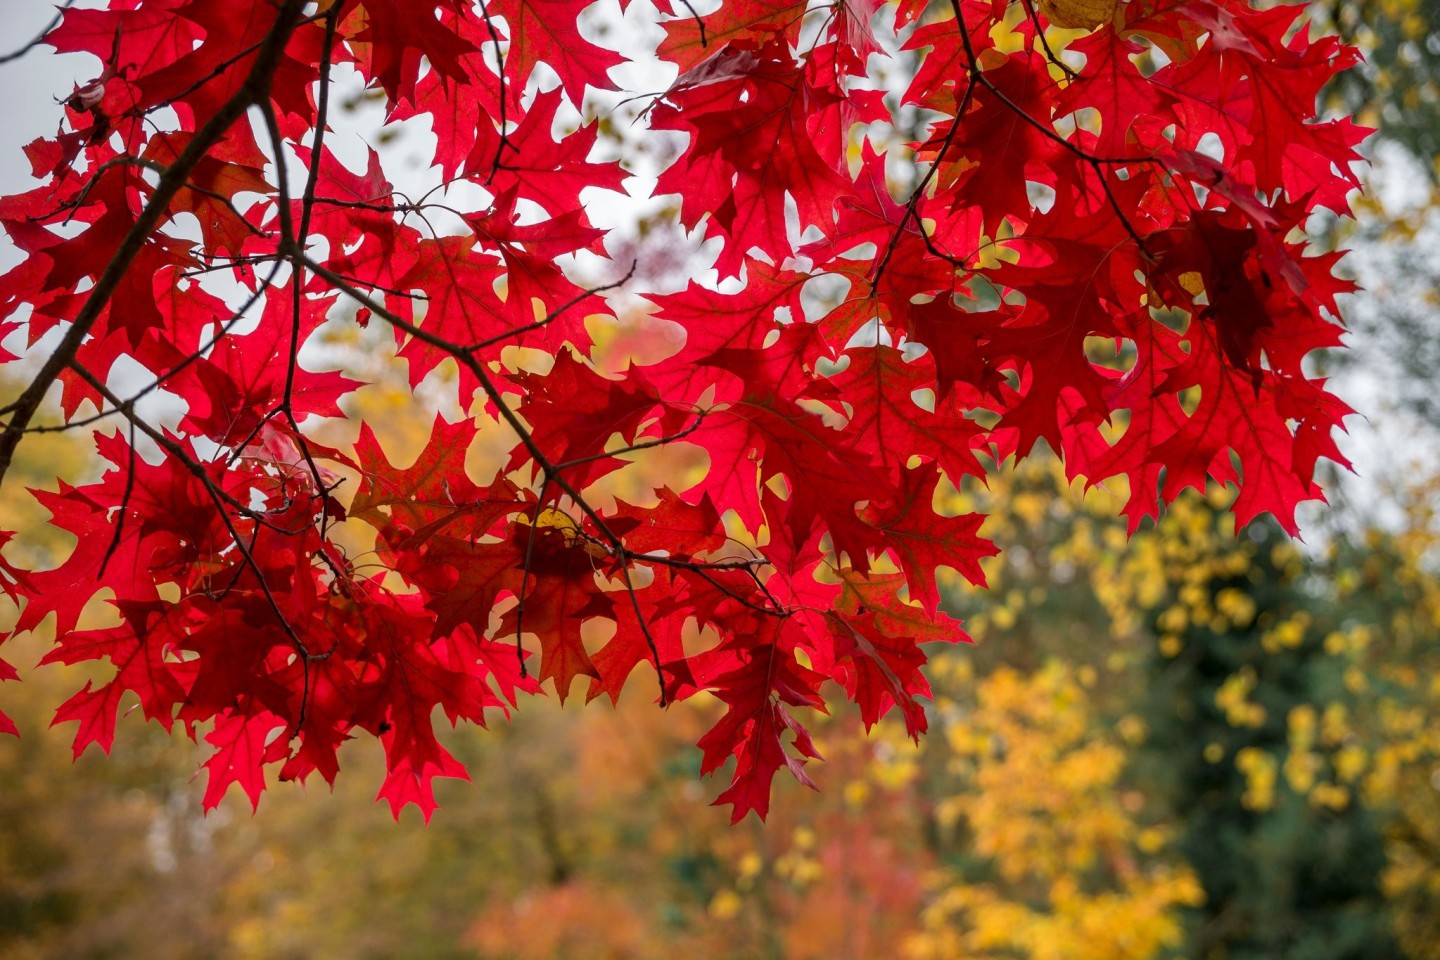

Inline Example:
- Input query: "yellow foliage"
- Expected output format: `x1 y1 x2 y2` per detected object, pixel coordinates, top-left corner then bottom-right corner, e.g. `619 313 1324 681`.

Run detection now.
1261 613 1308 653
1215 669 1266 729
1235 748 1277 811
927 453 1440 956
901 661 1198 960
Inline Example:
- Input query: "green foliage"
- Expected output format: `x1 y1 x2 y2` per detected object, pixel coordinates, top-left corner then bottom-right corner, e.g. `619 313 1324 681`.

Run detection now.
1132 510 1397 959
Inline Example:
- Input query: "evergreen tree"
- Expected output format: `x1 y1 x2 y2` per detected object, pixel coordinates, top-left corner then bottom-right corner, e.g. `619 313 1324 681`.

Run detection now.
1139 511 1398 959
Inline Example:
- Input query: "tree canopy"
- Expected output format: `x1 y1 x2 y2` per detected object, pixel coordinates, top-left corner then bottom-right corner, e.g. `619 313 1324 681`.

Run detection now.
0 0 1363 818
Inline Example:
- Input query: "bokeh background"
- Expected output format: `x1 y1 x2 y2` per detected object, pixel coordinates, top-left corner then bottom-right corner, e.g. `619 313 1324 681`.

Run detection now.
4 1 1440 957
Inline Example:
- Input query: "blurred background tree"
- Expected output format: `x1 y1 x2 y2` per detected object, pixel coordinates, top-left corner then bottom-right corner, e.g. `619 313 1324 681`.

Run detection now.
1325 0 1440 160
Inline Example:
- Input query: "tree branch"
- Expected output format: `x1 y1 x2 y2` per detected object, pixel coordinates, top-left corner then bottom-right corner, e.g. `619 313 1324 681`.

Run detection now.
0 0 310 489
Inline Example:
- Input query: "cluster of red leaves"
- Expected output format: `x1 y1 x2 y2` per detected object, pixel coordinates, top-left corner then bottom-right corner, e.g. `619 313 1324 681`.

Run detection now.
0 0 1361 820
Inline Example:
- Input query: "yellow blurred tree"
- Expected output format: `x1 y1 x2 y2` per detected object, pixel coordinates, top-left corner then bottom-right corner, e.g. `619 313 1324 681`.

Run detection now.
902 660 1201 960
880 460 1203 960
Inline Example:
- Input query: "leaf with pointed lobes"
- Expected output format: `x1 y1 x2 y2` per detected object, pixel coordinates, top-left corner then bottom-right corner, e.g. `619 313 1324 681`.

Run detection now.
202 709 288 813
651 39 856 274
710 700 822 822
180 334 359 447
825 609 931 738
342 0 478 103
487 0 628 101
835 567 972 646
507 351 678 488
693 613 830 821
486 523 628 703
399 534 528 640
827 344 987 484
792 566 971 738
607 487 728 558
349 416 523 542
467 188 607 259
584 581 693 705
142 131 272 255
864 463 998 615
470 87 628 209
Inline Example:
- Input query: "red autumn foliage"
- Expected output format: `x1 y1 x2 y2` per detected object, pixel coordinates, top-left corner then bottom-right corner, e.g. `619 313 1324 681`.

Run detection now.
0 0 1361 820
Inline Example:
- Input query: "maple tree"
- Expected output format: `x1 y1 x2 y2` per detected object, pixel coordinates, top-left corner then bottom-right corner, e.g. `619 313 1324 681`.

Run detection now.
0 0 1363 821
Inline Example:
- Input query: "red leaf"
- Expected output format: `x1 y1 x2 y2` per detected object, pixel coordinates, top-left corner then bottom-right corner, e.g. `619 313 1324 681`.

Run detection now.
203 710 287 812
863 464 998 614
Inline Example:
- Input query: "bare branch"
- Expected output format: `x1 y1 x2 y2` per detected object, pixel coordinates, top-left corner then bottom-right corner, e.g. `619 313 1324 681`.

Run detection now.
0 0 311 488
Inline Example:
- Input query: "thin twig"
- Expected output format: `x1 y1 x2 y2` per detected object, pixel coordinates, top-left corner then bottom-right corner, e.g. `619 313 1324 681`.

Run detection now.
672 0 708 47
0 0 75 65
469 260 637 350
1020 0 1079 81
619 560 667 705
946 0 1155 259
515 476 551 677
97 420 138 579
475 0 512 183
871 75 977 291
